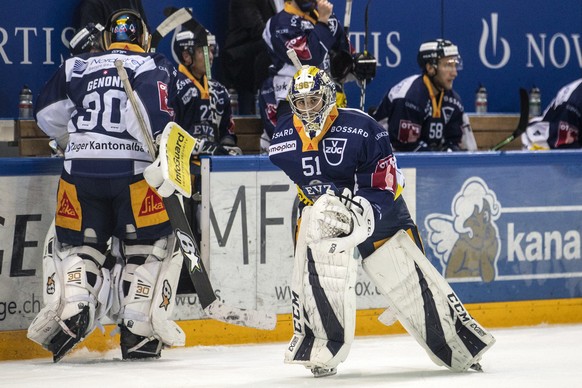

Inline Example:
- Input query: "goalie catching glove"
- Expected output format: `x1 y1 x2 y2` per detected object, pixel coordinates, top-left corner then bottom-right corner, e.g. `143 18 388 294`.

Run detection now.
305 189 375 252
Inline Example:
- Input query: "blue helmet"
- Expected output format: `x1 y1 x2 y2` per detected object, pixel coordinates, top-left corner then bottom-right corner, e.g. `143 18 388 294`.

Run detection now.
103 9 150 51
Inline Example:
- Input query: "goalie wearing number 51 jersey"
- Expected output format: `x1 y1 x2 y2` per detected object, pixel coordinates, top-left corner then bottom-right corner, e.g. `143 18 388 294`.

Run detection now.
269 65 495 378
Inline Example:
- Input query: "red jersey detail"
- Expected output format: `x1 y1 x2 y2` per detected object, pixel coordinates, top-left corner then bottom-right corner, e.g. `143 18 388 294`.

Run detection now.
158 81 174 116
371 155 397 194
285 36 312 61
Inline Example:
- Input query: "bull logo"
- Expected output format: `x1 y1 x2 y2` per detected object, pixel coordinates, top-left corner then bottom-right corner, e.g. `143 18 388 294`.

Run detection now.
425 177 501 282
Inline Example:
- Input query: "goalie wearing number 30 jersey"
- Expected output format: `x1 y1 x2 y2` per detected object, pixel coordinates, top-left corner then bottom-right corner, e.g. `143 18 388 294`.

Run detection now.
269 65 495 378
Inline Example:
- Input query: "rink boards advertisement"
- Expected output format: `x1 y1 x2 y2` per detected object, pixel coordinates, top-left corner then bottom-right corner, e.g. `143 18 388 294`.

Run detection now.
203 153 582 317
1 0 581 117
1 153 581 331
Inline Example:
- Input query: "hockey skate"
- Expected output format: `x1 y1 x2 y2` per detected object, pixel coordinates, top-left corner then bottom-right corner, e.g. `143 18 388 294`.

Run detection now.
470 363 484 372
311 366 337 378
47 305 90 363
120 325 162 360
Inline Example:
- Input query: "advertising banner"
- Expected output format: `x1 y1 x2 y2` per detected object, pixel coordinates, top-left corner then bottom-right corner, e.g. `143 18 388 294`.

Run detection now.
204 153 582 315
1 1 581 117
1 152 581 331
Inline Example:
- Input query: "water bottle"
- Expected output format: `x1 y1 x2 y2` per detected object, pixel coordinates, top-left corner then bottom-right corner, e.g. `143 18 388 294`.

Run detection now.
18 85 33 119
529 86 541 117
228 88 239 116
475 84 487 114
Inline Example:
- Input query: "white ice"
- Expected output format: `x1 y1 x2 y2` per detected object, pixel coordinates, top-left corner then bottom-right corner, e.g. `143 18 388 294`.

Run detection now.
1 324 581 387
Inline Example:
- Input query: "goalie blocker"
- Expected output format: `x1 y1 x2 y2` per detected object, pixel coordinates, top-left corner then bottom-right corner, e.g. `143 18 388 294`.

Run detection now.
363 230 495 372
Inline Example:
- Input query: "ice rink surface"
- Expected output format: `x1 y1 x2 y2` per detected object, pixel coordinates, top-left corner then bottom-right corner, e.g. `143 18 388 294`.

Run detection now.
1 324 581 387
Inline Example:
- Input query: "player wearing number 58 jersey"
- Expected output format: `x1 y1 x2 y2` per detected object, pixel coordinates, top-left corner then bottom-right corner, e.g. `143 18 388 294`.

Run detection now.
269 65 494 378
372 39 466 152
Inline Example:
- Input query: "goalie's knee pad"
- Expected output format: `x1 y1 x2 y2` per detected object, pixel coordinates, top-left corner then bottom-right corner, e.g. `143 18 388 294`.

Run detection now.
363 230 496 372
117 235 185 359
27 226 109 361
285 205 358 370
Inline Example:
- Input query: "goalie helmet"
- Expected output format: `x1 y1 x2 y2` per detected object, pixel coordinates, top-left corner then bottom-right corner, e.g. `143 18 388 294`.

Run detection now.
172 29 218 63
417 39 462 71
102 9 150 51
69 23 104 55
289 66 336 138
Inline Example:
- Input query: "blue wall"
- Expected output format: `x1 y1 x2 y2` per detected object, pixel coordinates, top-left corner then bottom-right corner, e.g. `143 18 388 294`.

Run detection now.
0 0 580 117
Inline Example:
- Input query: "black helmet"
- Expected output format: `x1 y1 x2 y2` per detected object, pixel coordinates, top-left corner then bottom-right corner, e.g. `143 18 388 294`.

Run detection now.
69 23 104 55
102 9 150 51
417 39 460 69
172 29 217 63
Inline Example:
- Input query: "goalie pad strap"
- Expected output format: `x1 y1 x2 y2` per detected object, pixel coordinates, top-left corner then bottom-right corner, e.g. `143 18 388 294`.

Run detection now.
119 236 185 347
363 230 495 372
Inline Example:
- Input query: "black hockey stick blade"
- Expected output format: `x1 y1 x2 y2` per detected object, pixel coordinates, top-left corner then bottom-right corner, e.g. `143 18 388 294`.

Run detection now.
150 7 193 52
162 195 277 330
491 88 529 151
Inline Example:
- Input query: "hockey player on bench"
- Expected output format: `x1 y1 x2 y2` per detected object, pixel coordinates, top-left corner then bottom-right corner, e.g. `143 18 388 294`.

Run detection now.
268 65 495 377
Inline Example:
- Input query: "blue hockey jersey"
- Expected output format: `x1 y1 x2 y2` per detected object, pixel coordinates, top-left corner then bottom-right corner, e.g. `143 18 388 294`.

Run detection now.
269 107 412 233
35 43 183 177
175 64 236 144
372 74 465 151
523 78 581 149
263 3 349 103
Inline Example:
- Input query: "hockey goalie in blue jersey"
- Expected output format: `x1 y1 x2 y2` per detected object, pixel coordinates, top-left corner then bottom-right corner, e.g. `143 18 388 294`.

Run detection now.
28 9 188 362
269 65 495 377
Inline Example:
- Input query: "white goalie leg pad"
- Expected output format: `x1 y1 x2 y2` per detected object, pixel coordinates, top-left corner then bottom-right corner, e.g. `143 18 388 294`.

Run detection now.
362 230 496 372
27 227 107 349
119 236 185 347
284 206 358 370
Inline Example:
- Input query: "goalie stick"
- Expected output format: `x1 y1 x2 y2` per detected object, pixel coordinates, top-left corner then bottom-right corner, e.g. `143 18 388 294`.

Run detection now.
358 0 374 111
150 7 192 52
287 48 303 71
114 60 276 330
343 0 353 35
490 88 529 151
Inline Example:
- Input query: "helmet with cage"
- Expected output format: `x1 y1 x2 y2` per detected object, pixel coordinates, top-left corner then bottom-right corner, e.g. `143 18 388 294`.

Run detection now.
102 9 150 51
417 39 462 71
288 66 336 138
